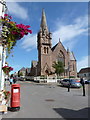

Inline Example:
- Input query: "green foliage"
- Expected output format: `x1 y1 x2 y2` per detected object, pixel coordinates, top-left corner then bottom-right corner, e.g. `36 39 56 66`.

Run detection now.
69 76 75 78
3 90 10 99
52 61 64 76
10 74 13 77
40 75 47 79
57 76 64 79
0 14 32 55
18 72 23 77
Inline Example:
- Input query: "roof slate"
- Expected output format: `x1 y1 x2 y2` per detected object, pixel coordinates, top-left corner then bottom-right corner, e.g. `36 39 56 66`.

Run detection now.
51 43 58 51
70 52 76 61
79 67 90 73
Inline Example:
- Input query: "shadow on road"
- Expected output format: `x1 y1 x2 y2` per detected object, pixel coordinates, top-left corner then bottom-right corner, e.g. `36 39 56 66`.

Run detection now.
53 107 89 119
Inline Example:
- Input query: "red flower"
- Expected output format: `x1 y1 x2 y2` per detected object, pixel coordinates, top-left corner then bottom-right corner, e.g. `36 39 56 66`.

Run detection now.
4 14 12 19
16 24 32 34
4 14 8 17
27 29 32 34
9 67 13 70
9 16 12 19
2 66 13 73
12 31 18 35
26 25 30 28
2 66 9 68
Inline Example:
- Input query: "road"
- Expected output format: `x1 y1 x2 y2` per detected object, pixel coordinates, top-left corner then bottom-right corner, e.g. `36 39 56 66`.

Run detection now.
2 81 89 118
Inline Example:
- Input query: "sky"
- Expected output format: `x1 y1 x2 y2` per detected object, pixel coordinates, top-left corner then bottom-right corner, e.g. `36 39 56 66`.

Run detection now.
5 1 88 74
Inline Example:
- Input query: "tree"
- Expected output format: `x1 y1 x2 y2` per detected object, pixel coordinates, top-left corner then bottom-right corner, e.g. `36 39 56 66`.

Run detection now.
10 74 13 77
18 72 23 77
52 61 64 77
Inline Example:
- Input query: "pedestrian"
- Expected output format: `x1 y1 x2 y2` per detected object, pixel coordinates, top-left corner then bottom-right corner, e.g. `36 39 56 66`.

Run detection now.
13 77 17 84
9 76 13 85
80 77 84 85
80 77 85 96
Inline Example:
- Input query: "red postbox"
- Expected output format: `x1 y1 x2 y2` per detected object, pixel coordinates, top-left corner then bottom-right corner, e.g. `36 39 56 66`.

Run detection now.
10 84 20 111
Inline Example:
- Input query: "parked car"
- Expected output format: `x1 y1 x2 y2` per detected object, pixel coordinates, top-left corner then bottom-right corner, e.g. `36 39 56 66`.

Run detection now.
84 79 90 84
60 79 82 88
60 79 70 86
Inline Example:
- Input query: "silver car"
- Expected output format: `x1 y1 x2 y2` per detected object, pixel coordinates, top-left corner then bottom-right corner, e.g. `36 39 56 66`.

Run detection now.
60 79 82 88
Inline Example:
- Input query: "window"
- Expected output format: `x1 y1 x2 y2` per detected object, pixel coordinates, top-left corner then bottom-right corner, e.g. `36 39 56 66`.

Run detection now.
44 47 46 54
84 74 86 77
44 47 49 54
57 50 65 65
47 47 48 53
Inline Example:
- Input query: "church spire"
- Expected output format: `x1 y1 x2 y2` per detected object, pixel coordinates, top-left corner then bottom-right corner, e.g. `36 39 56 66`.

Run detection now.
67 47 69 52
59 38 61 42
40 9 48 32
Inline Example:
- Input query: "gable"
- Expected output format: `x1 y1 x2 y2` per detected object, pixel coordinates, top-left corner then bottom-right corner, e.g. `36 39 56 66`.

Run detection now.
52 42 67 58
52 42 67 52
70 52 76 61
51 43 58 51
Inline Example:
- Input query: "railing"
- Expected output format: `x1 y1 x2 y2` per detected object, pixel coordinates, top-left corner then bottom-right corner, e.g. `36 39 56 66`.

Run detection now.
34 76 58 83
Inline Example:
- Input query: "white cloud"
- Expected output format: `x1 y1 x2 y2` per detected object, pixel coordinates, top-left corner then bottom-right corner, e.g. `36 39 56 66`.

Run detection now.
21 15 88 52
21 34 37 50
52 15 88 49
77 56 89 72
26 48 32 52
7 2 28 20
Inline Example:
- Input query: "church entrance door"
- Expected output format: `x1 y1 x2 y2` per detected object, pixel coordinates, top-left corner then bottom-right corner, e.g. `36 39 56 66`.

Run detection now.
45 70 49 76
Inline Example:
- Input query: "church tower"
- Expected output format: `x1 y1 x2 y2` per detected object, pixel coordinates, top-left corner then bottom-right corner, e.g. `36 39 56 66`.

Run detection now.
37 9 52 76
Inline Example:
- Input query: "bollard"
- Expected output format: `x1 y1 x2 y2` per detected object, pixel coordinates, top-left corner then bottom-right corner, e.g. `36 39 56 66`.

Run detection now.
68 84 70 92
68 80 71 92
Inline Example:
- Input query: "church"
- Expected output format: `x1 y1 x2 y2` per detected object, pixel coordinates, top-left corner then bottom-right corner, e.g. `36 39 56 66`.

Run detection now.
30 9 77 77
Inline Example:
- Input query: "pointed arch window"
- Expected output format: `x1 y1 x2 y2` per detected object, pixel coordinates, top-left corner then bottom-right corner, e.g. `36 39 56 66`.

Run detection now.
57 50 65 65
44 47 49 54
47 47 48 53
44 47 46 54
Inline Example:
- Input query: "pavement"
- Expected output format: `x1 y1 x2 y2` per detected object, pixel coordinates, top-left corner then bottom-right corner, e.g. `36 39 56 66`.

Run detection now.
1 80 89 119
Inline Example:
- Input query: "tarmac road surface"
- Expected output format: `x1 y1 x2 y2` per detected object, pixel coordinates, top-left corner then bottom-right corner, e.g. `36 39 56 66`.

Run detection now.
2 81 89 118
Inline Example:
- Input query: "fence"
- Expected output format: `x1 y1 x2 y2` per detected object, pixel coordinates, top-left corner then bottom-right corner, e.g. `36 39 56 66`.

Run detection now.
18 76 62 83
34 76 59 83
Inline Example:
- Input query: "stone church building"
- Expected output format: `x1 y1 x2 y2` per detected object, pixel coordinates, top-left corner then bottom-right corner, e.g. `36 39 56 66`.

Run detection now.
30 9 77 77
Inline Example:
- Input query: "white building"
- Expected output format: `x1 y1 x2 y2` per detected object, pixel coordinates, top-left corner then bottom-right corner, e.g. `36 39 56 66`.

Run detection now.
78 67 90 80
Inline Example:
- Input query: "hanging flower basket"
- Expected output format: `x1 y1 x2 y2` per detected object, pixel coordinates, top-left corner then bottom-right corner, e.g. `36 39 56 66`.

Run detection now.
3 90 11 100
0 14 32 54
2 65 13 75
